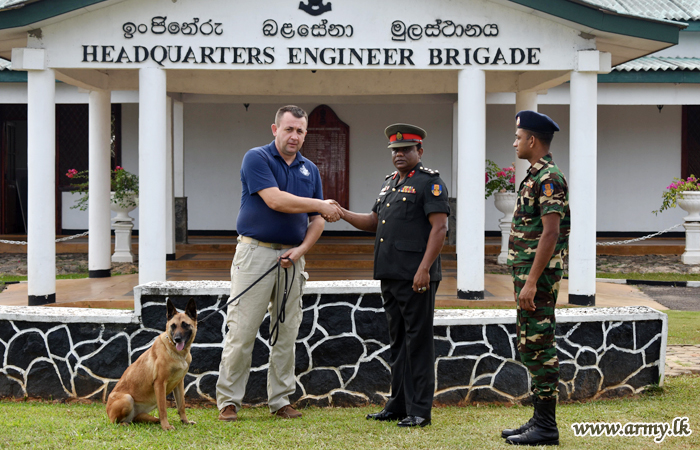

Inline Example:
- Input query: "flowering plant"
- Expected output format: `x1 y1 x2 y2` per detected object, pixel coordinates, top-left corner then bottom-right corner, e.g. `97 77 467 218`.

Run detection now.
653 175 700 215
485 160 515 199
66 166 139 211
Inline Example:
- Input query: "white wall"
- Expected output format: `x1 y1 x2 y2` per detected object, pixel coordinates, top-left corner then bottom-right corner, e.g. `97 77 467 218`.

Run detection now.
655 31 700 58
182 102 454 232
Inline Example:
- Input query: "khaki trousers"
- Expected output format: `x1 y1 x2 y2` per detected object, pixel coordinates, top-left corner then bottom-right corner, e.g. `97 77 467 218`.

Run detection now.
216 240 306 413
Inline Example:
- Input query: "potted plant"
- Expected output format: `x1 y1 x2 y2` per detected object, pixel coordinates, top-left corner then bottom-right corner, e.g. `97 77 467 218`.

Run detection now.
653 175 700 220
486 160 516 264
66 166 139 219
485 159 516 213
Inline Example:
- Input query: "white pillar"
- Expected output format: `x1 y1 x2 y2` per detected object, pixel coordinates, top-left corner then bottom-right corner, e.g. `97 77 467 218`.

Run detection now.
173 99 185 198
26 68 56 305
138 67 168 283
457 69 486 299
514 91 538 188
165 96 176 259
88 90 112 278
568 70 598 306
451 101 458 195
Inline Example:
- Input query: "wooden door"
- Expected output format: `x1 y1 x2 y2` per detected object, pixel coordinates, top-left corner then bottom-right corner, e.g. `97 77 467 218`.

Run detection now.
303 105 350 208
682 105 700 179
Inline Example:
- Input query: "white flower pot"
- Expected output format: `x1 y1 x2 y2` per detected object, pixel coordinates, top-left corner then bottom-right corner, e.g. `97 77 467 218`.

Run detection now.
110 192 138 223
494 191 518 221
494 191 517 265
678 191 700 221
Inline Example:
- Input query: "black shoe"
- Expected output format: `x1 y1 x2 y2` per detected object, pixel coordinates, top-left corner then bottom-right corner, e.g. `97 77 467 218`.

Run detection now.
501 397 539 439
506 397 559 446
397 416 431 428
366 409 406 421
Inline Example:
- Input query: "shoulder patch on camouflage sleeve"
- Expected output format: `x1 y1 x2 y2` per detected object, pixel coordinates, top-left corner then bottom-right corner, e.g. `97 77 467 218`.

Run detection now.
542 182 554 197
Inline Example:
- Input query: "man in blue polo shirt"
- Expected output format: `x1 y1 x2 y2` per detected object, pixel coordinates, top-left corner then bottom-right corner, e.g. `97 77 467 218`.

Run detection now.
217 105 342 422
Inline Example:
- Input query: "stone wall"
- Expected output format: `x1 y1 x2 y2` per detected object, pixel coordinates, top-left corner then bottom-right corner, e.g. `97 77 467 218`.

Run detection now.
0 281 667 405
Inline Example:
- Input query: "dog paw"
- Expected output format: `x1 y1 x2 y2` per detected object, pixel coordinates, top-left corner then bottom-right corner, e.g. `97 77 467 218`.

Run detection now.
161 424 175 431
181 419 196 425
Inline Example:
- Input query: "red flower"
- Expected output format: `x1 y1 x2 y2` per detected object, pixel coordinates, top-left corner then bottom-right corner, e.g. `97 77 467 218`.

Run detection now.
496 171 506 178
115 166 123 171
510 176 515 184
66 168 78 178
485 173 489 183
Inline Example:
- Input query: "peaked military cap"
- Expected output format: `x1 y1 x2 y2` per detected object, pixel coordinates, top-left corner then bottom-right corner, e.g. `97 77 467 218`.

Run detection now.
515 110 560 134
385 123 427 149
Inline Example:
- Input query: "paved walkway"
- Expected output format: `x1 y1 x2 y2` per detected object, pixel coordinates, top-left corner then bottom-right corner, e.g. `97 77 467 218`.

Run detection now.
666 345 700 377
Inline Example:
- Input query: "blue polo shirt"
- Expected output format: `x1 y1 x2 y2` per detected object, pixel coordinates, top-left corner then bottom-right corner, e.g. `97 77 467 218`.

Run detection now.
236 140 324 245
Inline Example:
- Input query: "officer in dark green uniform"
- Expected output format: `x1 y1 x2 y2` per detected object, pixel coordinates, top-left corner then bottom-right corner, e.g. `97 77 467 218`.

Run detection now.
338 124 450 428
503 111 570 446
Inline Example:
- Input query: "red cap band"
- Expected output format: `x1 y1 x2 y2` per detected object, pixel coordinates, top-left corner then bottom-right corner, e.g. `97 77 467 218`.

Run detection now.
390 133 423 143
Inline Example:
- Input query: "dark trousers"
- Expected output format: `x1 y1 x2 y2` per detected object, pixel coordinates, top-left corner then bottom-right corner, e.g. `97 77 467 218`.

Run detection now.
380 279 438 419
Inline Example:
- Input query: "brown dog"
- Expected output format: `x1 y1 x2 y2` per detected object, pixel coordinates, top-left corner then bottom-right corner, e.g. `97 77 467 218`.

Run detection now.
106 298 197 430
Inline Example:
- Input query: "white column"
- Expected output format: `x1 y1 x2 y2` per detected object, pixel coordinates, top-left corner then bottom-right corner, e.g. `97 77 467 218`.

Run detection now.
457 69 486 299
451 101 458 195
173 99 185 198
26 68 56 305
165 96 176 259
514 91 538 187
568 70 598 306
138 67 168 283
88 90 112 278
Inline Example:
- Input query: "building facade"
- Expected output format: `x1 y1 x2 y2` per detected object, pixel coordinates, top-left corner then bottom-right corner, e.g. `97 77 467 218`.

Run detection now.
0 0 693 305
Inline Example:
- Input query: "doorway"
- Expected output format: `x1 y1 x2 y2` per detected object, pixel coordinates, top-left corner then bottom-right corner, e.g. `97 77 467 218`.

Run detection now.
1 106 28 234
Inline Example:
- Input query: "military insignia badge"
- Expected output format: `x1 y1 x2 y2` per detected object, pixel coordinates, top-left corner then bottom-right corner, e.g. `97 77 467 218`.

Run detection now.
516 116 520 126
542 183 554 197
396 131 403 141
399 186 416 194
431 184 442 196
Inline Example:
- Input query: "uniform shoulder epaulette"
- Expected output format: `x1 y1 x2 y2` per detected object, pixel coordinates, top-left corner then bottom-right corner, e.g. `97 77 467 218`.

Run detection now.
419 166 439 176
385 171 397 180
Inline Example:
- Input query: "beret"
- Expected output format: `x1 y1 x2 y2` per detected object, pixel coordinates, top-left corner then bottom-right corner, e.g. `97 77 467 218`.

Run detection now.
515 110 560 134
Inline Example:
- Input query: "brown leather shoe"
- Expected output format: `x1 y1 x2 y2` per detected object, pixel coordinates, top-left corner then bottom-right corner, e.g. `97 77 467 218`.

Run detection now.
218 405 238 422
274 405 302 419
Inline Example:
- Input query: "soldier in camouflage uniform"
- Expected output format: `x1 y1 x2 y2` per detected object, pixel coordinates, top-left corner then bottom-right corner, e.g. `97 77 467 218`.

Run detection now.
503 111 570 447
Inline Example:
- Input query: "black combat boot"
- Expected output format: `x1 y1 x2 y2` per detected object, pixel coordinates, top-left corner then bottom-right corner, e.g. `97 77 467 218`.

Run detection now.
501 397 539 439
505 397 559 446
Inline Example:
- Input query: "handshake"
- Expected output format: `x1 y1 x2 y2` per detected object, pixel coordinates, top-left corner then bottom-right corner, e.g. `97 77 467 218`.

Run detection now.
320 199 345 223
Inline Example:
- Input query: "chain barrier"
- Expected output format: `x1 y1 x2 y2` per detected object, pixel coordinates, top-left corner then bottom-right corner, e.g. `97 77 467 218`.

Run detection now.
596 223 683 246
0 231 89 246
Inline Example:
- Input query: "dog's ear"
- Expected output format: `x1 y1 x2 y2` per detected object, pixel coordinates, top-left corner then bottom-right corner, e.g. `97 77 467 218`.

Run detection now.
185 297 197 321
166 299 178 321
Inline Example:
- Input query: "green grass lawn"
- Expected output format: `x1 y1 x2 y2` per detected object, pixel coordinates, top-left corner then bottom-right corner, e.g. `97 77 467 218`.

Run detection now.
0 273 89 283
665 311 700 345
596 272 700 282
0 376 698 449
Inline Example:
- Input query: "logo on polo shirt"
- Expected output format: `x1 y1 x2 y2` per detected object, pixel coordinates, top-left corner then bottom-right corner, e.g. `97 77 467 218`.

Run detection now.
300 165 310 176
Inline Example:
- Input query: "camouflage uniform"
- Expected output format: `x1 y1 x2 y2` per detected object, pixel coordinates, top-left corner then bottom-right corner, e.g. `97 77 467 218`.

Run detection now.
507 153 570 400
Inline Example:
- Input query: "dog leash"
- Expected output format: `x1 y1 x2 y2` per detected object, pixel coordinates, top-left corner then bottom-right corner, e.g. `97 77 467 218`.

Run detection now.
197 256 295 347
